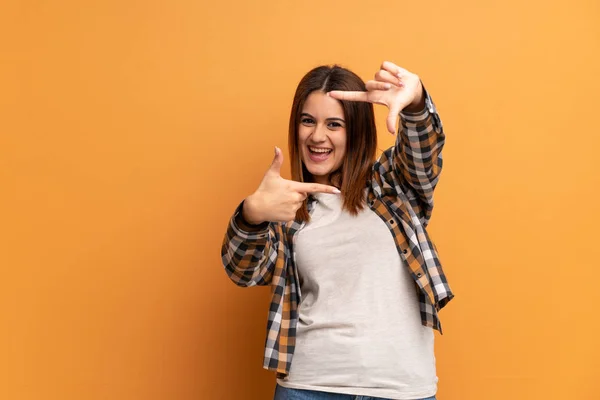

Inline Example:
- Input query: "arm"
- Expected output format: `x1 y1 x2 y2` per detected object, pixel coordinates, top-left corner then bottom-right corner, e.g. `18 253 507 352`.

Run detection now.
220 200 279 287
220 147 339 286
328 62 444 226
392 86 445 226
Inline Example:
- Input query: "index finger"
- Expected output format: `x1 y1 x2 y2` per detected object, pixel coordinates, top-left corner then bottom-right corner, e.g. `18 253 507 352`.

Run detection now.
290 181 341 194
327 90 369 102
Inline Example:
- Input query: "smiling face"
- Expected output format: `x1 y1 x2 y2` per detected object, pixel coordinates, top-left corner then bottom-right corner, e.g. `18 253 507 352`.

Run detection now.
298 91 347 186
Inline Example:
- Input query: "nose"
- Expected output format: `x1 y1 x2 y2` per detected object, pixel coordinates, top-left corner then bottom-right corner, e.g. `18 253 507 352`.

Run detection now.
310 123 328 143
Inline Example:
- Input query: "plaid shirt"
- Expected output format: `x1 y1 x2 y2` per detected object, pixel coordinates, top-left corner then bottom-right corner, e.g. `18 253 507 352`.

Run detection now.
221 89 454 377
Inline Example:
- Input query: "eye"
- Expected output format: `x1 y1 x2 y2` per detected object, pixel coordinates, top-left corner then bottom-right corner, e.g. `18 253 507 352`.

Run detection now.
327 121 343 129
301 117 315 125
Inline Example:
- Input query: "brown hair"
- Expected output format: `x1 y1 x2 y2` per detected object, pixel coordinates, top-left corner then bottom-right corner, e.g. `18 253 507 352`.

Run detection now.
289 65 377 222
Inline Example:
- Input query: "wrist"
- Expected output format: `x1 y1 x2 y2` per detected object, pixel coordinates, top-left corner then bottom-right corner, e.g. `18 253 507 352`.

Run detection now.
403 81 425 113
242 195 265 225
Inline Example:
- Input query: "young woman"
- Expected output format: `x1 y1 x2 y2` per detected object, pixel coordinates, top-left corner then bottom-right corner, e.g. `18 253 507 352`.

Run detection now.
221 61 454 400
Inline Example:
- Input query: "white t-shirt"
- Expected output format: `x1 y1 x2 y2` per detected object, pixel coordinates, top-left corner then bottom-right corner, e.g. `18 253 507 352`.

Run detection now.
277 192 437 400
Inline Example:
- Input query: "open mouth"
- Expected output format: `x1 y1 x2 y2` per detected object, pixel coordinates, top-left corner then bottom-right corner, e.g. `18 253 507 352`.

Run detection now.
308 146 333 155
307 146 333 163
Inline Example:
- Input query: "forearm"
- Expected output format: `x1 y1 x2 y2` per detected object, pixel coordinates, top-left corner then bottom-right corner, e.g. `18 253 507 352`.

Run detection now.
221 201 275 287
392 85 445 222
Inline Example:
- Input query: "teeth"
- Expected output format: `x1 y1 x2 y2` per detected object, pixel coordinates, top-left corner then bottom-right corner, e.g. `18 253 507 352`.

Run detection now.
309 147 332 153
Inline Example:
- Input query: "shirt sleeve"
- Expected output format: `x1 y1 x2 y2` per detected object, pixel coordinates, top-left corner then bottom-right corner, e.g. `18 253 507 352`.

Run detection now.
390 85 445 227
220 200 279 287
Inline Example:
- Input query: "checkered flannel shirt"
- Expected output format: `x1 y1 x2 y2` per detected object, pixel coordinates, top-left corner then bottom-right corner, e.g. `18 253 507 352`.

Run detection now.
221 88 454 377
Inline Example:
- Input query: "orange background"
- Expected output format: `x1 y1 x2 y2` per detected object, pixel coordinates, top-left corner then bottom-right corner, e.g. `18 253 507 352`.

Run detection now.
1 1 599 399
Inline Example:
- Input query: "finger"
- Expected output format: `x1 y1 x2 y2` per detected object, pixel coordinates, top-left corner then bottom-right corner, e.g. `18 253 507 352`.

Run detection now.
375 69 403 86
293 192 307 202
268 146 283 175
386 101 404 134
289 181 341 194
381 61 408 78
365 80 392 91
287 210 299 224
327 90 369 102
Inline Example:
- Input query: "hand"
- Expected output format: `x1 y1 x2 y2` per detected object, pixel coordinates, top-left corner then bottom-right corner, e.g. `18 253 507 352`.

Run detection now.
243 147 341 224
328 61 425 134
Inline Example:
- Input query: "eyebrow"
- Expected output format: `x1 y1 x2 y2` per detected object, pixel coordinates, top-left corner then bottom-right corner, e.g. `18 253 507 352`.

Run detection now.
301 112 345 123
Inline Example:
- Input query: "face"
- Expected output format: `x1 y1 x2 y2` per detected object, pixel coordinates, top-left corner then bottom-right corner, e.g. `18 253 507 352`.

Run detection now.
298 91 347 186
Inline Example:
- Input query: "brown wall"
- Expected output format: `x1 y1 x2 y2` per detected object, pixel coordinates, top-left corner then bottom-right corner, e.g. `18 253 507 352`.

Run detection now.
1 1 599 399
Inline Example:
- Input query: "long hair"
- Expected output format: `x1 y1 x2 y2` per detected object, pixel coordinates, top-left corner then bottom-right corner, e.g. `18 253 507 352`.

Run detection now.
289 65 377 222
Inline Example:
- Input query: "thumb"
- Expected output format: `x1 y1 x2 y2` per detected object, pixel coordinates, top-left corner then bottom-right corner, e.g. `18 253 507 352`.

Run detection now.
268 146 284 175
387 102 402 134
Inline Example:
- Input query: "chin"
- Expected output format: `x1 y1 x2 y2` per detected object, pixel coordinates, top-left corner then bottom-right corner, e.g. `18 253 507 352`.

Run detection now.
308 167 332 178
303 162 337 182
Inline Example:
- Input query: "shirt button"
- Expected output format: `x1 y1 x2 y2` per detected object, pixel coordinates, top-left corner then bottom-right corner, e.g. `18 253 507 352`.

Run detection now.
402 249 408 254
417 272 422 278
389 220 395 225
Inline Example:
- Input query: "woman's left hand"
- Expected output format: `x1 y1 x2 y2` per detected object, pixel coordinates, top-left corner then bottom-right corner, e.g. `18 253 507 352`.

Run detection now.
328 61 425 134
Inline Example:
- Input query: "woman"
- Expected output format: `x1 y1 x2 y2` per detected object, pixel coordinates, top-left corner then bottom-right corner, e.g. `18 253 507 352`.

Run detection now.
221 61 454 400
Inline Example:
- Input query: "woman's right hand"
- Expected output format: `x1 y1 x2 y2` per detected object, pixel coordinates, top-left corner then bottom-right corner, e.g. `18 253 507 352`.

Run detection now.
242 147 341 224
